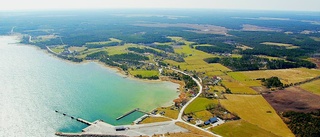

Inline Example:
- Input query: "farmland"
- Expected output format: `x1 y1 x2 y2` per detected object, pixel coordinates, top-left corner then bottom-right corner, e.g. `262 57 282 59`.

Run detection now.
299 79 320 95
129 70 159 78
210 120 280 137
220 94 294 137
184 97 218 114
240 68 320 84
263 86 320 112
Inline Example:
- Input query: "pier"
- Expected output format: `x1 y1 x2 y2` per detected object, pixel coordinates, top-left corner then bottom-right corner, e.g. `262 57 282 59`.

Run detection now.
116 108 140 120
55 110 92 125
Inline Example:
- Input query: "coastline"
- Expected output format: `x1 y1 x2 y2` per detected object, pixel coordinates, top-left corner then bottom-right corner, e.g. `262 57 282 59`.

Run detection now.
4 34 184 112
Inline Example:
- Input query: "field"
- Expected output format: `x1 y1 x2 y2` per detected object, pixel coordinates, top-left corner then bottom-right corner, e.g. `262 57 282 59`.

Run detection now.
220 94 294 137
240 68 320 84
310 36 320 42
85 38 121 45
184 97 218 114
242 24 280 32
261 42 299 49
210 120 280 137
165 37 231 73
105 44 137 55
129 70 159 77
32 34 57 42
50 46 64 53
194 110 213 121
140 116 171 124
236 45 253 50
263 86 320 112
156 107 179 119
136 23 229 35
175 122 217 137
68 46 87 52
299 79 320 95
222 82 259 94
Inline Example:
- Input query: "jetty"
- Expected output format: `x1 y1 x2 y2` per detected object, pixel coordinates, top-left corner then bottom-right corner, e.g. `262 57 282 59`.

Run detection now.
116 108 140 120
55 110 93 125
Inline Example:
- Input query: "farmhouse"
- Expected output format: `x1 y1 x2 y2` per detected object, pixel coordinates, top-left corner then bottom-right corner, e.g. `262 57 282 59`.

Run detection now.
204 117 218 125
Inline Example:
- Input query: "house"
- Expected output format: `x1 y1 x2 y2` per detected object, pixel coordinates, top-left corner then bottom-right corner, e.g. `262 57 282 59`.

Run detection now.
204 117 218 125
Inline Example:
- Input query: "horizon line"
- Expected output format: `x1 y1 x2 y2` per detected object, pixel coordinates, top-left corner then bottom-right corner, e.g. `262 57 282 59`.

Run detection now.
1 8 320 13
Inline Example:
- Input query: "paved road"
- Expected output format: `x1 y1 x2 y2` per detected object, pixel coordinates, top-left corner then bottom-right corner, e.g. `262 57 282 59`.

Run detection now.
171 68 222 137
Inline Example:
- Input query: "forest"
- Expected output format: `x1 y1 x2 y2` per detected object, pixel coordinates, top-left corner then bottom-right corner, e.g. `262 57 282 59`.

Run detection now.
282 111 320 137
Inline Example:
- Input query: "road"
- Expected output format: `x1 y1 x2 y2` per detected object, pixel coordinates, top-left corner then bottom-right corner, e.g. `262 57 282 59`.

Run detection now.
171 68 222 137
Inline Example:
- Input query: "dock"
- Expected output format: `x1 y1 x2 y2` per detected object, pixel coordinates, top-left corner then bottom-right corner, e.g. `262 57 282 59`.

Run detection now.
55 110 92 125
76 118 93 125
116 108 140 120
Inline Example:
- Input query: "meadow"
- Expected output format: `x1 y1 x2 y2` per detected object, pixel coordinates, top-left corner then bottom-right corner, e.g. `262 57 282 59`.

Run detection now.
220 94 294 137
299 79 320 95
240 68 320 84
184 97 218 114
210 120 280 137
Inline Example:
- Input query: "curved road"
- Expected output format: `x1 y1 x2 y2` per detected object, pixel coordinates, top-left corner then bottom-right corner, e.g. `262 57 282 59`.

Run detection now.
171 68 221 137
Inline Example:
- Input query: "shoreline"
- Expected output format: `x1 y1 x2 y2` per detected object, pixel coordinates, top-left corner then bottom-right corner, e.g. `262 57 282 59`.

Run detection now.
3 34 184 112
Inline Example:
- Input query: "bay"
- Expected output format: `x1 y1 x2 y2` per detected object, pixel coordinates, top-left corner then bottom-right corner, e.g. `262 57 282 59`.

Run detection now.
0 36 179 136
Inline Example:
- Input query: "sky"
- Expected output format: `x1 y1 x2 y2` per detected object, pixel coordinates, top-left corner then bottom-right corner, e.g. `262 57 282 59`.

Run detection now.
0 0 319 12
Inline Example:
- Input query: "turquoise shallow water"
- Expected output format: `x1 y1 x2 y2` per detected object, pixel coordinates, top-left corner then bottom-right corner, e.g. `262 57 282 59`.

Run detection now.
0 36 179 136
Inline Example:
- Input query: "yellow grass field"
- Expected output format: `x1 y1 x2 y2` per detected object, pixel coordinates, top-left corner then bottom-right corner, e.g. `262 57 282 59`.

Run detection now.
140 116 171 124
261 42 299 49
299 79 320 95
105 44 139 55
241 68 320 84
209 86 225 93
310 37 320 42
206 71 225 77
86 38 121 45
223 82 258 94
210 120 280 137
194 110 213 121
220 95 294 137
156 107 179 119
69 46 86 52
227 72 251 81
50 46 64 53
236 45 253 50
175 122 217 137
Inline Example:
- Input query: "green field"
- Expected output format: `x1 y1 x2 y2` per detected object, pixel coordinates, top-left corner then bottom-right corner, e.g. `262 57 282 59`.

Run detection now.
220 95 294 137
129 70 159 77
210 120 280 137
50 46 64 53
227 72 251 81
299 79 320 95
184 97 218 114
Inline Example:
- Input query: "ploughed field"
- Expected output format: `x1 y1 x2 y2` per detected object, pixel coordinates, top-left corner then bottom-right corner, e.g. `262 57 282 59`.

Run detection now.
263 86 320 113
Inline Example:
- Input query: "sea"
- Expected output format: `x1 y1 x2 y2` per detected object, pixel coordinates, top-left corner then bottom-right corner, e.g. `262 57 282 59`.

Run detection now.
0 36 179 136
